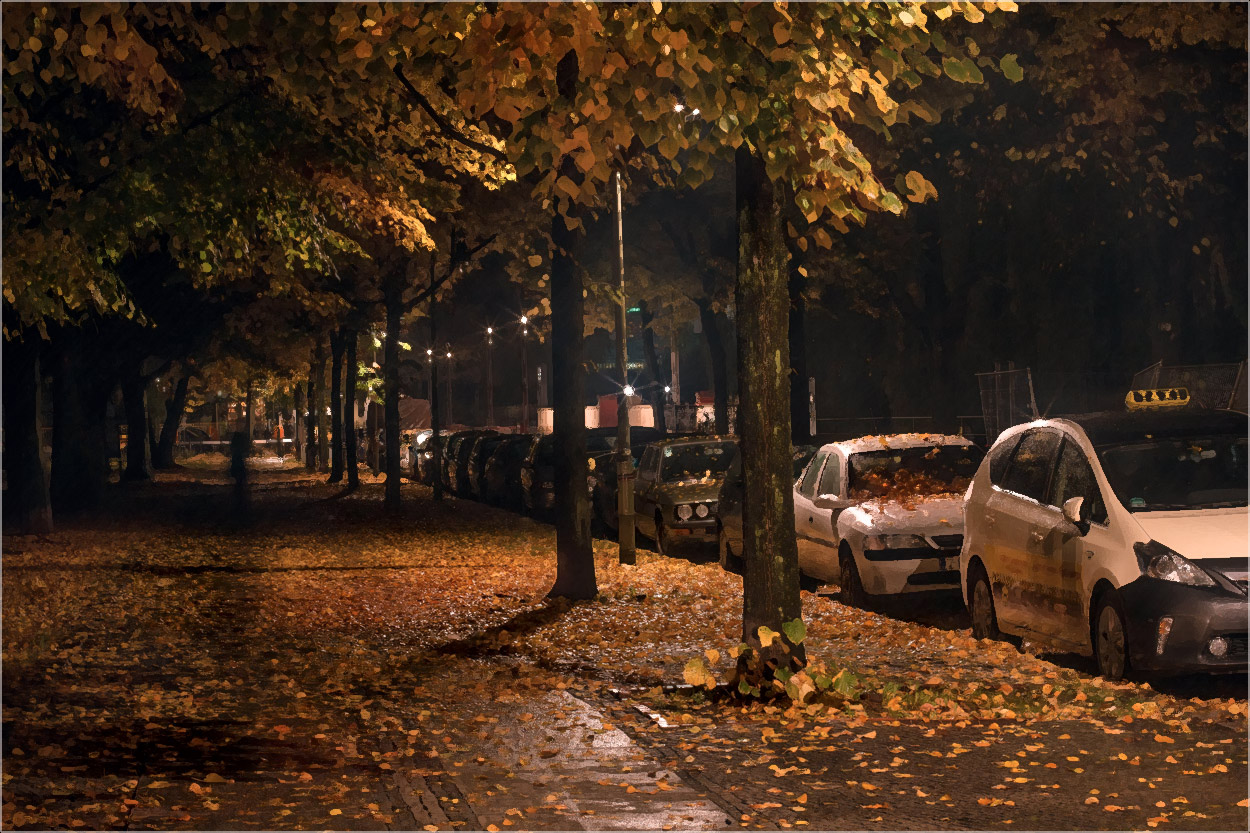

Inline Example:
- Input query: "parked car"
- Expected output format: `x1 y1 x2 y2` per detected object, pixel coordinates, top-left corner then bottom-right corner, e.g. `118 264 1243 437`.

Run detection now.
415 431 451 485
718 444 823 575
634 436 738 555
520 434 557 514
831 436 984 605
466 433 511 501
483 435 537 508
446 430 497 496
961 402 1247 680
588 427 667 532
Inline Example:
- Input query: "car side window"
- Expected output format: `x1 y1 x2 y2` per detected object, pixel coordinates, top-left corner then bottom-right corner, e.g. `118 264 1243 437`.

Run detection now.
1050 438 1109 525
999 429 1061 503
817 455 841 497
638 447 658 478
798 451 828 498
989 432 1024 486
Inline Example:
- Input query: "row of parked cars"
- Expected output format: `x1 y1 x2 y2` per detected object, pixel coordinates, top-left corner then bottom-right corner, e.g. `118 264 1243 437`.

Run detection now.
415 392 1247 681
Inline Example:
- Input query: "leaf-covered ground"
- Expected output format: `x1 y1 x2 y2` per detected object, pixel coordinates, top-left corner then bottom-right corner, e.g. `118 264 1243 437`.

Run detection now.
3 468 1246 830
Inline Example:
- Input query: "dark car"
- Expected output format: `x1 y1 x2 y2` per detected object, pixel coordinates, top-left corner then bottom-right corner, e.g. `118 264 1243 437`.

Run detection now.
520 434 557 515
466 433 511 501
634 436 738 556
588 427 667 532
483 435 537 508
445 430 497 496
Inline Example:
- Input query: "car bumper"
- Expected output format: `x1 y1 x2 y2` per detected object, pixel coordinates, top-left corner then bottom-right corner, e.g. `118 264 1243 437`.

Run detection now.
861 547 962 595
1119 577 1248 674
668 516 718 542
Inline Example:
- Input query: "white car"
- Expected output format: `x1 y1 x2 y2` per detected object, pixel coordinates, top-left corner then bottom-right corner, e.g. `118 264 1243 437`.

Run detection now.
792 434 984 605
960 404 1247 680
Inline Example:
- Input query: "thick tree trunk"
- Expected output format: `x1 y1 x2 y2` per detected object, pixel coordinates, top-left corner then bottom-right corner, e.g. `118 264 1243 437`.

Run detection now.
314 345 328 471
244 380 255 454
50 344 110 514
121 373 152 482
305 351 319 471
366 401 380 474
329 328 345 484
154 373 190 469
547 48 596 600
734 145 805 671
3 335 53 533
344 328 360 489
788 263 811 444
697 299 730 434
639 300 666 434
294 383 305 464
383 288 403 511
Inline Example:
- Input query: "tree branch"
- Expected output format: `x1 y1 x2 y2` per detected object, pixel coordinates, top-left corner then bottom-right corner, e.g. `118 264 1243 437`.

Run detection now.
393 65 509 163
407 232 498 309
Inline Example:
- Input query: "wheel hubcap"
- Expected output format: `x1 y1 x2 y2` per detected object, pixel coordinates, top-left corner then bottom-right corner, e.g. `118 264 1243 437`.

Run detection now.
1098 605 1125 677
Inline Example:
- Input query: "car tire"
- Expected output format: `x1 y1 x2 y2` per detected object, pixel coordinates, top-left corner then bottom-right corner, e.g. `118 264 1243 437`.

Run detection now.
839 551 867 608
968 563 1003 641
656 517 672 557
1093 590 1131 682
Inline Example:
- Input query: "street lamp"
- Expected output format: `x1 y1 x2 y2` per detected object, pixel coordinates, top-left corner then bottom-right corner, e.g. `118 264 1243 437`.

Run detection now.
444 344 454 426
614 167 636 565
519 315 530 432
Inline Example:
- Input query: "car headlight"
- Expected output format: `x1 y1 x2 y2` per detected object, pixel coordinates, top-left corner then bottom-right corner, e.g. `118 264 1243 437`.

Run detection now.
676 504 693 521
695 503 710 518
864 533 929 551
1134 541 1215 587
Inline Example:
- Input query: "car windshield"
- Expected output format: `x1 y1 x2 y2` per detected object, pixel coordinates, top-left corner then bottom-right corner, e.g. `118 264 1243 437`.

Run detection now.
848 444 984 500
1098 435 1247 511
659 442 736 483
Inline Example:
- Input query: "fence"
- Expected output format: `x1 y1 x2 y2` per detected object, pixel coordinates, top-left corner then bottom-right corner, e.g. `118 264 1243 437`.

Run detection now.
977 365 1039 443
1131 361 1247 411
812 416 935 442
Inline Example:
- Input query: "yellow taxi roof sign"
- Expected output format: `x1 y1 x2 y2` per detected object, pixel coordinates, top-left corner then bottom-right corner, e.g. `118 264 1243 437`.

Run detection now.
1125 387 1190 410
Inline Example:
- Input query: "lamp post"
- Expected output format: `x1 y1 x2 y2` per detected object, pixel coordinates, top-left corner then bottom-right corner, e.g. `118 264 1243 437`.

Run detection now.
520 315 530 433
444 344 454 426
614 169 636 565
486 326 495 427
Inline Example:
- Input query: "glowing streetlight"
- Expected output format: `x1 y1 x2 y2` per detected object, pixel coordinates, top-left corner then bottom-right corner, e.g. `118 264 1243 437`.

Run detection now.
622 384 635 398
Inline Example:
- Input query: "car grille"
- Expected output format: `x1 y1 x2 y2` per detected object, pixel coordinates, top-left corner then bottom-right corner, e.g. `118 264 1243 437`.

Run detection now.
931 534 963 549
1224 634 1248 659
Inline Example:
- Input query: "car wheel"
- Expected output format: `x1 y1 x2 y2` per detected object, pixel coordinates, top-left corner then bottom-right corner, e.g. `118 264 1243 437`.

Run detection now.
1094 591 1130 682
656 518 672 557
968 564 1002 641
839 551 867 608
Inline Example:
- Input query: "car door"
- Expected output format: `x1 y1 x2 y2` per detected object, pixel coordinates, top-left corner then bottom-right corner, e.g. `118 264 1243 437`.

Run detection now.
792 450 830 565
987 428 1063 631
1038 435 1112 649
805 452 851 581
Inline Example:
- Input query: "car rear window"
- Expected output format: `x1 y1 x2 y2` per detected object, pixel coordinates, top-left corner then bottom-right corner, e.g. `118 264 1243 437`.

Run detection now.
999 430 1060 502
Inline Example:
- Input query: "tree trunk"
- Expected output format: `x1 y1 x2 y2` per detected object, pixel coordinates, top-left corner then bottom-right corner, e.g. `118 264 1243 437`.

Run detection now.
429 313 444 500
3 335 53 533
154 373 190 469
244 379 255 455
294 383 305 464
121 372 152 482
344 328 360 489
639 300 667 434
697 299 730 434
788 262 811 444
329 328 345 483
734 144 805 672
50 342 111 514
366 400 380 474
314 345 328 471
383 286 403 511
305 351 319 471
547 48 596 601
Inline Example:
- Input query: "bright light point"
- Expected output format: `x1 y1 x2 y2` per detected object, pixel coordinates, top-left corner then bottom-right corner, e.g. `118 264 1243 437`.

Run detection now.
664 385 672 393
674 103 685 112
623 385 635 397
520 315 529 324
486 326 493 335
691 108 700 117
426 349 433 356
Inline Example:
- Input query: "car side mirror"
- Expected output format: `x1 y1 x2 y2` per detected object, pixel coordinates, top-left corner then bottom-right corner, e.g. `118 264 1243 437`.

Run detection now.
1062 497 1090 536
813 495 844 511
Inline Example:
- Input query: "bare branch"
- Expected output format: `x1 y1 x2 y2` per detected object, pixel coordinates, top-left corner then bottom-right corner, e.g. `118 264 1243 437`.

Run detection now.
393 66 509 163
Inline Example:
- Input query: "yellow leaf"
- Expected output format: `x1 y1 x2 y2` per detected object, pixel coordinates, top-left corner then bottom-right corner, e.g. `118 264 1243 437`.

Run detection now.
651 1 662 13
354 40 373 60
1154 734 1175 744
773 22 791 45
329 809 342 816
705 648 720 665
527 255 542 268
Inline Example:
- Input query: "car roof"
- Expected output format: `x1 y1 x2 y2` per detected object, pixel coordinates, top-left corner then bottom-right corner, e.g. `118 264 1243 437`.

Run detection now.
650 435 738 448
1054 409 1248 447
820 432 974 456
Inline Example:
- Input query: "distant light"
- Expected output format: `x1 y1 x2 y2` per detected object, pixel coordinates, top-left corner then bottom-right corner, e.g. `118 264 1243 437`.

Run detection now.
690 108 700 117
623 385 635 397
446 351 452 359
486 326 493 335
627 306 641 313
664 385 672 394
426 349 433 356
520 315 529 325
154 377 160 383
673 103 685 113
218 390 224 396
